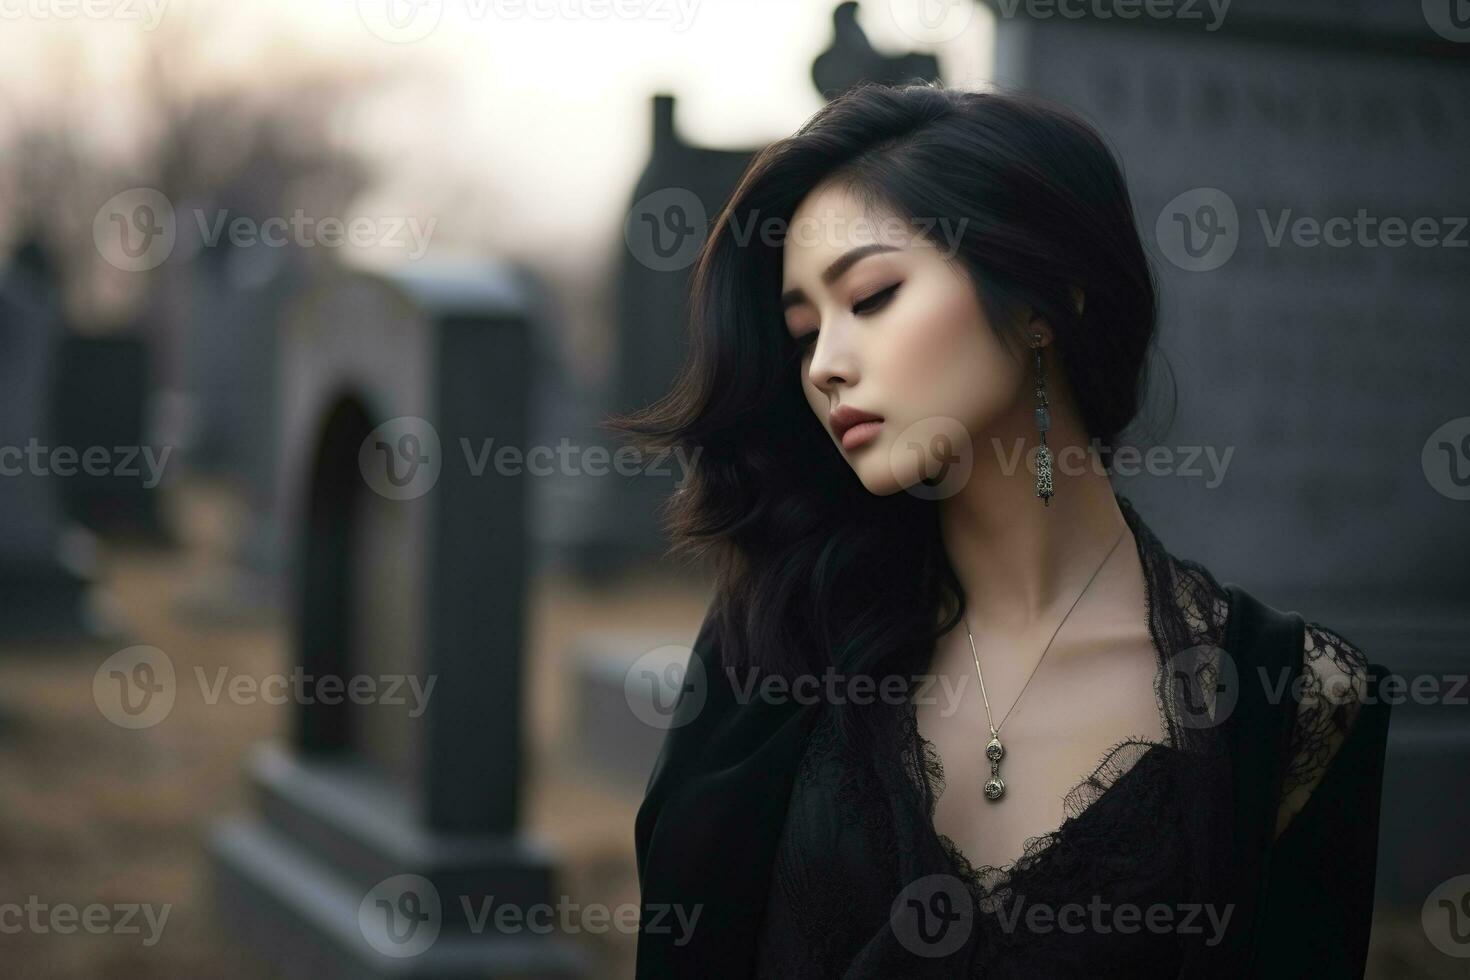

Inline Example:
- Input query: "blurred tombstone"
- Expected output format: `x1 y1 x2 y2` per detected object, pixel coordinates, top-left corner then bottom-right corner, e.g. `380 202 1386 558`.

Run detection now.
0 237 101 639
50 328 170 540
983 0 1470 908
573 631 710 789
182 215 299 474
553 94 756 580
174 218 310 621
567 12 942 582
210 260 587 978
811 1 940 99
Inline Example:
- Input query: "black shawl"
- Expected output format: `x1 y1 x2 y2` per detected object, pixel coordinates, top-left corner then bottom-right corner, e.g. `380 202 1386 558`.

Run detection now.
634 539 1392 978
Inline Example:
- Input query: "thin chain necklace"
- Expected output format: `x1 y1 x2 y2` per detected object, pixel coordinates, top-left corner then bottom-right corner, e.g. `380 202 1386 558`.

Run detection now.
964 525 1127 802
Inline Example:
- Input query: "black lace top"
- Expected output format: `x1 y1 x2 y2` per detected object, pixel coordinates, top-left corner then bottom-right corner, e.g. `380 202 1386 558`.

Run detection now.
751 495 1378 978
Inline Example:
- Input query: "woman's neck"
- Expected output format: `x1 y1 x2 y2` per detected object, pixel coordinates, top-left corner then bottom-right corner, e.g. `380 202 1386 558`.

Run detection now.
937 440 1129 636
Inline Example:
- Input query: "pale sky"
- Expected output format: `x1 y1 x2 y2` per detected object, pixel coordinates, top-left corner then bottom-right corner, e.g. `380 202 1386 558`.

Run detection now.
1 0 992 255
0 0 994 370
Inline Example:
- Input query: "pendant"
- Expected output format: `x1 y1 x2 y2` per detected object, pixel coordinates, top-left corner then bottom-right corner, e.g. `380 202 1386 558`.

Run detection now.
984 733 1005 801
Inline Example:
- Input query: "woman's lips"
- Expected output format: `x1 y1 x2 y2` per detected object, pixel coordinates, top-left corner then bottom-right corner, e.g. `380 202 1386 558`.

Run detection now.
840 419 883 451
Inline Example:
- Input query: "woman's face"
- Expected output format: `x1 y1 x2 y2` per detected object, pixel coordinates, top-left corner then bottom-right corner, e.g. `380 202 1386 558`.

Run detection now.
780 182 1039 496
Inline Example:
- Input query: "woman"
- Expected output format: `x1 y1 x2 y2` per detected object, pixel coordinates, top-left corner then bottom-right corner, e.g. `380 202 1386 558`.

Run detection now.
617 81 1391 978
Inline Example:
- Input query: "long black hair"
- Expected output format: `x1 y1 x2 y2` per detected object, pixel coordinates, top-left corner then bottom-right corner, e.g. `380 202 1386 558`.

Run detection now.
607 81 1166 729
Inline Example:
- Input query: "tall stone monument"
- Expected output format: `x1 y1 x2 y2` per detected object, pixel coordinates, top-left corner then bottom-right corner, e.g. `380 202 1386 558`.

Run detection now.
0 237 101 638
982 0 1469 909
209 260 587 978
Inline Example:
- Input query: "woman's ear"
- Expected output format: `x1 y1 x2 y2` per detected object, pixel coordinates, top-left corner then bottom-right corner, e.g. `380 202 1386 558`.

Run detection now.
1071 286 1085 316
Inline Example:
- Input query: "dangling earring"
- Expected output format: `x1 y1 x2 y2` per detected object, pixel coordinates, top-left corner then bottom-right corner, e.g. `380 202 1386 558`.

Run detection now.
1032 333 1054 507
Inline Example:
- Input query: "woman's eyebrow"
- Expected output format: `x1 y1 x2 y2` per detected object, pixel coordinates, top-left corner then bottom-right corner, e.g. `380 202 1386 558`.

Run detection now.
780 243 898 311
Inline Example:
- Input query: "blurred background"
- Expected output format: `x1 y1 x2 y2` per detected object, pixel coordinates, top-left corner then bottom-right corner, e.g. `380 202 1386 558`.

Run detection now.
0 0 1466 976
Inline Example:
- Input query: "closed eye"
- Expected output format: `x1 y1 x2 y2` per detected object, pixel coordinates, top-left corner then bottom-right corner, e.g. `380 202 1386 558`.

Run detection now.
852 281 901 315
791 282 902 356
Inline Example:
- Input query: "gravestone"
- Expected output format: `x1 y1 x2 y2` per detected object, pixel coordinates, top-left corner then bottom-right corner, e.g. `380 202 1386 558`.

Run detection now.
0 237 101 639
812 0 940 99
209 260 587 978
174 227 310 622
982 0 1470 909
546 93 758 580
580 13 945 581
50 329 170 539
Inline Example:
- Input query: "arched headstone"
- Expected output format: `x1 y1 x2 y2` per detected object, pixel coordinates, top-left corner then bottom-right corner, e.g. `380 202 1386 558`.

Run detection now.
210 259 587 977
